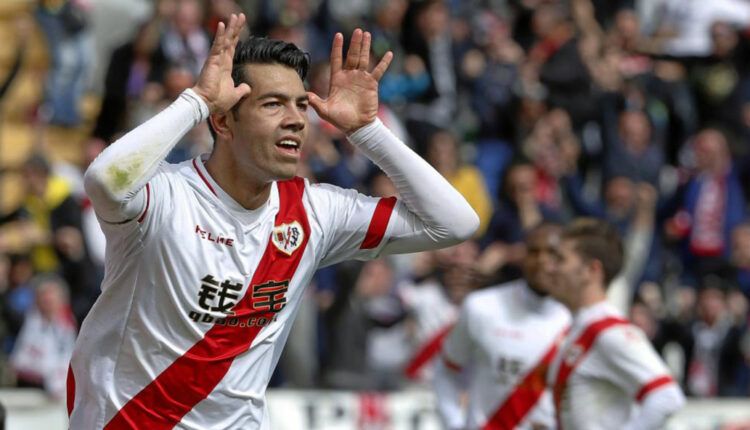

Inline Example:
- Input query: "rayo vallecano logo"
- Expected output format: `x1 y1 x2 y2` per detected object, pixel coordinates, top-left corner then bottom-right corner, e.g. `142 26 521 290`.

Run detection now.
564 344 584 366
272 221 304 255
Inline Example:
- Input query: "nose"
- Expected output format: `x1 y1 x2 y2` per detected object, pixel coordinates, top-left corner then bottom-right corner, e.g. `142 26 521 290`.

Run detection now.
282 105 306 132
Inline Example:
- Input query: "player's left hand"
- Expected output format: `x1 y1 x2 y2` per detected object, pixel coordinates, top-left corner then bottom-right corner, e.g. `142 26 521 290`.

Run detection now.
308 29 393 134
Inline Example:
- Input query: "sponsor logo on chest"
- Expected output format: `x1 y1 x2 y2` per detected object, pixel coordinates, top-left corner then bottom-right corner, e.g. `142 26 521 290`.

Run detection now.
188 274 291 328
195 224 234 247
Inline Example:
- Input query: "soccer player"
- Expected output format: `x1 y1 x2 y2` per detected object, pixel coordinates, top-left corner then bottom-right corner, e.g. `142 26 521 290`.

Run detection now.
68 14 479 429
547 218 685 430
434 223 571 430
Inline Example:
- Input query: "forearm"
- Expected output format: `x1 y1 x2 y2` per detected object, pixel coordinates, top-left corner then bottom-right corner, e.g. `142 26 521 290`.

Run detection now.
347 119 479 252
84 89 208 222
623 385 685 430
622 224 653 287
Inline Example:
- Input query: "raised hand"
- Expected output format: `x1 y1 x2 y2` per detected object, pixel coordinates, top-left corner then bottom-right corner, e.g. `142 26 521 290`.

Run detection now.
308 29 394 134
192 13 251 114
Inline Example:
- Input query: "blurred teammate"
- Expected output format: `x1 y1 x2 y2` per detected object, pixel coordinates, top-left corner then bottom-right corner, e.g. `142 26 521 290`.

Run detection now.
434 223 570 430
69 14 479 429
547 218 685 430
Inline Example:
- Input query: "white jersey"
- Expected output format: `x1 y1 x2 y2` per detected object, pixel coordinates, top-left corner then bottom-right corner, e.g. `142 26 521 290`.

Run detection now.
71 89 479 429
400 278 458 381
435 280 570 430
70 158 406 429
547 301 680 430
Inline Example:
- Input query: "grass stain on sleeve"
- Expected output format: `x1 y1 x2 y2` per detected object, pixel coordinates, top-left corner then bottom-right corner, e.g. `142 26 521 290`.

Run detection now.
105 158 144 194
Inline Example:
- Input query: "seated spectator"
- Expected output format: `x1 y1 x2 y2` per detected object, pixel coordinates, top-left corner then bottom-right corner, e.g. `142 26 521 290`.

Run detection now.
0 254 35 354
690 21 750 135
321 259 407 390
480 160 563 283
521 109 580 211
604 110 665 186
159 0 209 77
680 280 749 397
93 20 167 142
402 0 458 144
10 274 77 400
35 0 93 127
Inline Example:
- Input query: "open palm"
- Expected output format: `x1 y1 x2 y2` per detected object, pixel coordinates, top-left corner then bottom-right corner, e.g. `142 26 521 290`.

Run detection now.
308 29 393 134
192 14 251 114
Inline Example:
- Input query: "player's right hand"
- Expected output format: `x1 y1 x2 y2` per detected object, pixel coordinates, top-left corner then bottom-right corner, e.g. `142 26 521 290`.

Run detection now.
192 13 251 114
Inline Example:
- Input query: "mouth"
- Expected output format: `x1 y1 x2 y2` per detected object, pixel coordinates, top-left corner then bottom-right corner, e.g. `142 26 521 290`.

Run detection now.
275 137 301 158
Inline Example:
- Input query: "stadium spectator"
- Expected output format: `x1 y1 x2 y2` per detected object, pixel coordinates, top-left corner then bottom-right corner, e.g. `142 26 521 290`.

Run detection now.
663 128 746 287
34 0 93 127
93 20 167 142
425 129 493 236
481 159 563 283
671 279 750 397
10 274 76 400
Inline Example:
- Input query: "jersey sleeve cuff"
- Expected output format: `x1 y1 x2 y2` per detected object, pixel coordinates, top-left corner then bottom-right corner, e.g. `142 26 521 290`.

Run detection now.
181 88 210 125
346 118 384 146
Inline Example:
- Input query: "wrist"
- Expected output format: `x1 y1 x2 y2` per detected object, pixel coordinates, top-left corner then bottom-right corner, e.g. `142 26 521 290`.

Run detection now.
188 86 213 114
346 118 382 143
182 88 210 122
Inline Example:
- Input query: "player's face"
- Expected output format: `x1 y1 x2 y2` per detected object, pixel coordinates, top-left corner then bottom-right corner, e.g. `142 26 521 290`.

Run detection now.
229 63 309 181
550 239 589 305
522 228 560 295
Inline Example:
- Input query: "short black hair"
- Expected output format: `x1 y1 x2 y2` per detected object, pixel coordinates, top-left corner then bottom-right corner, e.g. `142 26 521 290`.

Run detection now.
207 36 310 141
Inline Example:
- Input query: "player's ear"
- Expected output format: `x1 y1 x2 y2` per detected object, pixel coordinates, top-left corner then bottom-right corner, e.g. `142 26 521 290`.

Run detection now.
209 112 233 141
589 259 605 286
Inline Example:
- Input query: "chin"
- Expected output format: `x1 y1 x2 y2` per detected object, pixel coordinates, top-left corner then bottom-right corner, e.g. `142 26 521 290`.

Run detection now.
273 168 298 181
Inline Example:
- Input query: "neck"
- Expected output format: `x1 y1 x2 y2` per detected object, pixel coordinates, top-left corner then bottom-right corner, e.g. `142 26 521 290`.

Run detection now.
205 149 271 210
526 282 547 297
567 284 607 314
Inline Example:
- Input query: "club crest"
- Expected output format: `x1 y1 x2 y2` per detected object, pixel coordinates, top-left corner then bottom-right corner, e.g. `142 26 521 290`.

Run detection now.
272 221 304 255
564 344 584 365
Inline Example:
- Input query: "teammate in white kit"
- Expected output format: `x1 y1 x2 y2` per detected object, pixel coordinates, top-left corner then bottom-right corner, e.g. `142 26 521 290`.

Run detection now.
547 219 685 430
68 14 479 429
434 224 571 430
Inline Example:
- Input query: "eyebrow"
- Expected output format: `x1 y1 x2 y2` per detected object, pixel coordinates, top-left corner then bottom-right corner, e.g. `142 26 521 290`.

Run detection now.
257 92 309 103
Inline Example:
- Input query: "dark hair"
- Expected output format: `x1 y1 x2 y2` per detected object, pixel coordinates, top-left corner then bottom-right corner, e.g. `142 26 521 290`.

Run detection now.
207 36 310 141
499 156 534 204
562 218 624 286
24 154 51 176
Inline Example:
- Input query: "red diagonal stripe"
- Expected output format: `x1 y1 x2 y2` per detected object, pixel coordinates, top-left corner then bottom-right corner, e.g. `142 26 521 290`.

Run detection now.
553 317 628 429
105 177 310 429
483 329 567 430
404 324 454 379
360 197 397 249
636 375 675 402
137 183 151 223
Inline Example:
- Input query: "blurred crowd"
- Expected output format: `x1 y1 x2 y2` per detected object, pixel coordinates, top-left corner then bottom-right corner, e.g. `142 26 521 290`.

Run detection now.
0 0 750 401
